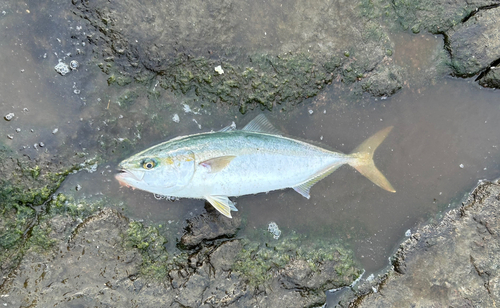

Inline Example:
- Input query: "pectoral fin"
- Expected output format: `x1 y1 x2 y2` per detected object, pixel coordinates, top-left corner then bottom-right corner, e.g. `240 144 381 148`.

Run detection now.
199 156 236 173
205 195 238 218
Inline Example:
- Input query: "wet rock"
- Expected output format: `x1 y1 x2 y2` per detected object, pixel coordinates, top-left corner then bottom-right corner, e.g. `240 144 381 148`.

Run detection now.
0 202 361 308
209 239 241 272
361 65 404 97
72 0 402 109
179 203 242 249
0 146 89 284
0 209 146 307
392 0 499 34
446 6 500 77
478 67 500 88
345 180 500 307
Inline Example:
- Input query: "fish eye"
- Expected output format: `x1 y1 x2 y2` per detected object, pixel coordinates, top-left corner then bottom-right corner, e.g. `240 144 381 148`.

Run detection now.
142 159 156 170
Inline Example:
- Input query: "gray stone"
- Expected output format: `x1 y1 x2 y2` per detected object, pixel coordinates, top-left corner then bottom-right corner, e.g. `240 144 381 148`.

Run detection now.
447 6 500 77
478 67 500 88
346 180 500 307
180 205 242 248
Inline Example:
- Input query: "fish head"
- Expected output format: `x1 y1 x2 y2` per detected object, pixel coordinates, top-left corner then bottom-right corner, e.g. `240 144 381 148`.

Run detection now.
116 148 196 196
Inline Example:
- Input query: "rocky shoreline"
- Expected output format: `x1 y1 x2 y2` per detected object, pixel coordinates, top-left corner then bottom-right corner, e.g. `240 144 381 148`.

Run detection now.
1 0 500 307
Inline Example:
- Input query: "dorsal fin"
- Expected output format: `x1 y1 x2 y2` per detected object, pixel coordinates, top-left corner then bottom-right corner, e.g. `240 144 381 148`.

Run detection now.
218 121 236 132
242 114 282 135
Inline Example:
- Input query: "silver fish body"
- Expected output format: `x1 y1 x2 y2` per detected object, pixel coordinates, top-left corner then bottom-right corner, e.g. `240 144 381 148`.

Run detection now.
116 115 395 218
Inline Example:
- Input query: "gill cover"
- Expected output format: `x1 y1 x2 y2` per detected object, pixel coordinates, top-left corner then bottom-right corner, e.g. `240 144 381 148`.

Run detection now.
160 149 196 192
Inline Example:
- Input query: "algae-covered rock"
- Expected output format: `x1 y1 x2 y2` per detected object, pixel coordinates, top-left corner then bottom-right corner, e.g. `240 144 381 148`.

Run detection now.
0 145 88 284
1 209 145 307
71 0 402 111
361 65 404 97
0 207 362 308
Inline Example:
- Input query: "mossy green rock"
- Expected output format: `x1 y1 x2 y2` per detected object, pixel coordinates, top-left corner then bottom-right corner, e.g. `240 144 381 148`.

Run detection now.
0 146 81 281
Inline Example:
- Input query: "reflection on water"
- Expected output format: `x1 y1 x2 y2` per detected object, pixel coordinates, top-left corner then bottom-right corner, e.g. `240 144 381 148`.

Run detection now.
2 0 500 281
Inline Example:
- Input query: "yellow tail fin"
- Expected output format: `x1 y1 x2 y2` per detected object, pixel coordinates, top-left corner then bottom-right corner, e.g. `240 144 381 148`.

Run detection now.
348 126 396 193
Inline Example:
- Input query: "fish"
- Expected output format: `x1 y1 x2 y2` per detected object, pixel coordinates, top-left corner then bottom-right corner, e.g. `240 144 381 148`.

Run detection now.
115 115 395 218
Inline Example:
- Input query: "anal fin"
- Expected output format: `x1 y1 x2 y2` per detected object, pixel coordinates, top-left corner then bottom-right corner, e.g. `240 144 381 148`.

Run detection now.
293 165 341 199
205 195 238 218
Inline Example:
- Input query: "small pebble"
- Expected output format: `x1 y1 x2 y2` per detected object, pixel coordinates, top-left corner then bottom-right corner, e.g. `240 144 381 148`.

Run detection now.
7 134 13 140
52 128 59 134
39 142 45 147
15 128 21 133
308 109 314 115
75 184 82 191
23 107 28 112
459 163 464 169
4 113 14 121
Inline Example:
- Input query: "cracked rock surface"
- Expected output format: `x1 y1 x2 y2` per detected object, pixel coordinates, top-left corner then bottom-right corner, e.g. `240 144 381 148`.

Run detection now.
347 180 500 307
0 207 356 308
446 5 500 78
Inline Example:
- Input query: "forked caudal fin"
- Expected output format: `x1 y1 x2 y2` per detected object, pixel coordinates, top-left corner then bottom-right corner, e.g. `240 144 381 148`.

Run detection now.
348 126 396 193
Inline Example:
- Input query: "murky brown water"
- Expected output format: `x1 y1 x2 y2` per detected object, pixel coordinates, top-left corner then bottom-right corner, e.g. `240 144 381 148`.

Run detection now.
2 0 500 298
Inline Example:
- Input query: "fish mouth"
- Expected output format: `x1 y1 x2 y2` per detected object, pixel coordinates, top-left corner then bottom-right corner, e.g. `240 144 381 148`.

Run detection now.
115 168 145 187
115 170 131 187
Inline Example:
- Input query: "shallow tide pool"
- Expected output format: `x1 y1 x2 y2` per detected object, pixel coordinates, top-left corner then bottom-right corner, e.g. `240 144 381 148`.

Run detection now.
1 0 500 296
